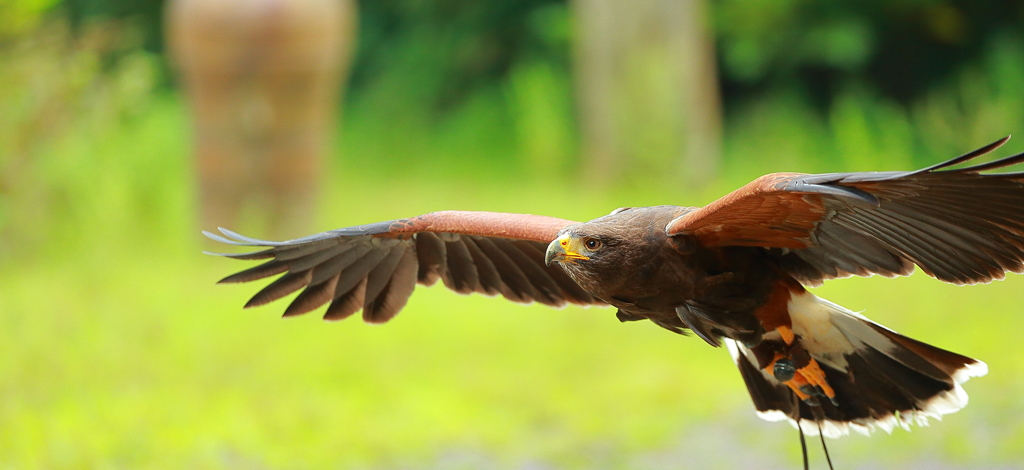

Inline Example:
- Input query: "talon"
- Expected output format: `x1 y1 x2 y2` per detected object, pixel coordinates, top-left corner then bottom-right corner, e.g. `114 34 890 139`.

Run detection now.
795 357 836 400
787 374 812 400
798 385 821 406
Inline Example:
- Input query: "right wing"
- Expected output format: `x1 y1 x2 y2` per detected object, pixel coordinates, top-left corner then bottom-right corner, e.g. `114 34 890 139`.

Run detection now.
666 137 1024 285
205 211 603 323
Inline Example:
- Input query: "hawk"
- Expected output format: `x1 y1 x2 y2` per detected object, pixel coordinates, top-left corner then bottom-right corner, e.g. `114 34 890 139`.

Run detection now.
207 138 1024 466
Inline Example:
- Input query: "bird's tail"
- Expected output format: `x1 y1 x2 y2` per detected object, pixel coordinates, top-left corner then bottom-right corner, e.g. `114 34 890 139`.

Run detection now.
726 291 987 438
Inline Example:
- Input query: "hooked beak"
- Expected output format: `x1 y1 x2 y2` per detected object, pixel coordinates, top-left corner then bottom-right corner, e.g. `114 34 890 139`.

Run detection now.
545 234 590 266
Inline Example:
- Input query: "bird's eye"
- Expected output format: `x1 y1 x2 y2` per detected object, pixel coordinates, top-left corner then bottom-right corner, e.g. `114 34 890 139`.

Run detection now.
584 238 602 250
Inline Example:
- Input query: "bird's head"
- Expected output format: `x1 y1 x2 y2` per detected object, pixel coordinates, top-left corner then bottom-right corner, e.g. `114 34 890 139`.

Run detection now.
544 231 612 266
543 207 652 272
544 206 681 275
543 206 689 302
544 226 630 295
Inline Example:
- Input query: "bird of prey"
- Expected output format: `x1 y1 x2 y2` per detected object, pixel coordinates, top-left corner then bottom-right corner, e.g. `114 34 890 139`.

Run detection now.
207 137 1024 466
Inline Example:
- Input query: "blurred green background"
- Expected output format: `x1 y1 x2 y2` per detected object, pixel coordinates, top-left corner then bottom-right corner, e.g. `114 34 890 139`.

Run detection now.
3 0 1024 468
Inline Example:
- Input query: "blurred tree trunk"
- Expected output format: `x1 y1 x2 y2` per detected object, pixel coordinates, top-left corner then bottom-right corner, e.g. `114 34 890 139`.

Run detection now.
572 0 722 186
166 0 357 237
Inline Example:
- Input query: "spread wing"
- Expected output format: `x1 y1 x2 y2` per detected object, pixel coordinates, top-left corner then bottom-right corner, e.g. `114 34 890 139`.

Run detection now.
206 211 602 323
666 137 1024 285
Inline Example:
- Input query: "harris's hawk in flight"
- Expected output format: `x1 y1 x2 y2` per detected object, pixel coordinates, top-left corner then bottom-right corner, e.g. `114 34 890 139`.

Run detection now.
207 138 1024 464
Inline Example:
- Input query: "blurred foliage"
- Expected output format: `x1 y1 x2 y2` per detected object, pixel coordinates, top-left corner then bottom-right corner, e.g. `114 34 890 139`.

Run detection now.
723 29 1024 179
3 0 1024 468
0 0 61 38
21 0 1024 179
61 0 165 52
715 0 1024 109
352 1 572 112
45 0 1024 109
0 15 167 261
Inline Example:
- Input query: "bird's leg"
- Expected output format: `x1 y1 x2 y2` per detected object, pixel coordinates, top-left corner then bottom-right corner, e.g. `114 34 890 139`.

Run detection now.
763 327 837 405
776 325 795 345
794 357 837 405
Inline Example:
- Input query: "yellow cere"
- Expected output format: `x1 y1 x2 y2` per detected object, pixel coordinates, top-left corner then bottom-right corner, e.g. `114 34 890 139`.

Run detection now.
559 235 590 261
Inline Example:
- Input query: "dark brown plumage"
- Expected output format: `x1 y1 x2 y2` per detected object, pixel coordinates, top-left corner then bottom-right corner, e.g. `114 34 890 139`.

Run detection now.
207 137 1024 456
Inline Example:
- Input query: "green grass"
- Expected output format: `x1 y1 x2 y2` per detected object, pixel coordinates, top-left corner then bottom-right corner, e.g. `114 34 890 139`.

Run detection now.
5 216 1024 469
4 63 1024 467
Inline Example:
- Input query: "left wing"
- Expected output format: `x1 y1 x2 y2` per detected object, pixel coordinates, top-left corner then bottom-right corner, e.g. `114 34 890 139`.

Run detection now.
206 211 602 323
666 137 1024 285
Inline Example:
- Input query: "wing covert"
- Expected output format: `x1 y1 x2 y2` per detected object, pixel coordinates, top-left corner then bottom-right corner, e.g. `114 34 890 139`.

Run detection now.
206 211 602 323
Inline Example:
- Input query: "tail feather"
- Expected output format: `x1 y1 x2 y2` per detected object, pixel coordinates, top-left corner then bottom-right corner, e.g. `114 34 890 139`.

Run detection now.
727 292 986 438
